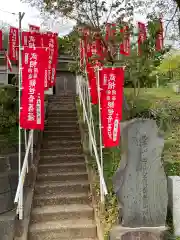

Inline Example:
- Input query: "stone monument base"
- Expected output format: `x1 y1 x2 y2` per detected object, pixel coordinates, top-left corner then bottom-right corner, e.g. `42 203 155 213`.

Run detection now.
110 225 167 240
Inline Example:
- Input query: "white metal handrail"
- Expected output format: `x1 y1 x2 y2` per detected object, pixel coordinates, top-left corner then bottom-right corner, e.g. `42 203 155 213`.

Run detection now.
77 76 108 197
14 130 33 219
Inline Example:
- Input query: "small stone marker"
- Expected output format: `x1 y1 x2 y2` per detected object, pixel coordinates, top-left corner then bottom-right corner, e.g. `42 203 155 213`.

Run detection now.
168 176 180 236
111 119 168 239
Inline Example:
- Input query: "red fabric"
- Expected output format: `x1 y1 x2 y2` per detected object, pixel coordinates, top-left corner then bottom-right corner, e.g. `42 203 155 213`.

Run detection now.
46 34 56 87
79 39 84 70
4 51 12 72
51 34 58 87
155 19 163 51
29 24 40 33
86 63 98 105
41 33 58 88
120 25 130 56
0 30 2 50
105 23 116 41
138 22 147 55
8 27 19 61
99 67 124 148
22 31 29 46
20 47 46 130
28 32 42 48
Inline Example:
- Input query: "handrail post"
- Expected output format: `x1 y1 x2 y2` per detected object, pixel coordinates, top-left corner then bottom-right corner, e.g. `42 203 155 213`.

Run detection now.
77 78 108 196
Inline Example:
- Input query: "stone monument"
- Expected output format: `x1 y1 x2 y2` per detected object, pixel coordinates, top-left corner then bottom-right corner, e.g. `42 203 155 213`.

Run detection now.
110 119 168 240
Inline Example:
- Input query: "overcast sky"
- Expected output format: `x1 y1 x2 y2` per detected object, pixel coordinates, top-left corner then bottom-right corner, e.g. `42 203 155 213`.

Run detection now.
0 0 76 36
0 0 148 36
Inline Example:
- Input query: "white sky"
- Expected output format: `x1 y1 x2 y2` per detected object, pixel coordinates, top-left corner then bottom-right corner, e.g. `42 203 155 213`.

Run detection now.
0 0 75 36
0 0 147 36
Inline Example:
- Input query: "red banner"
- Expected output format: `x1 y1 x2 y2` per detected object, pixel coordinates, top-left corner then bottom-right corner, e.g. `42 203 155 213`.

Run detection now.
28 32 42 48
20 47 46 130
4 51 12 72
29 24 40 33
22 31 29 46
105 23 116 41
8 27 19 61
120 25 130 56
0 30 2 50
79 39 84 70
51 34 58 87
99 67 124 148
47 34 58 87
87 63 98 105
155 19 163 51
138 22 147 55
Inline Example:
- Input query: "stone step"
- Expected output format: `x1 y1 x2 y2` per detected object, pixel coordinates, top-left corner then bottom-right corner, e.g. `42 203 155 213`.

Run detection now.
42 140 81 148
29 219 96 239
35 181 90 195
31 204 94 223
45 124 79 129
37 172 88 182
48 113 77 118
46 120 78 124
48 110 77 114
41 147 82 155
48 109 77 113
33 192 90 207
43 130 80 137
48 113 78 120
43 135 81 141
47 118 78 122
38 162 86 174
48 97 75 100
40 154 85 164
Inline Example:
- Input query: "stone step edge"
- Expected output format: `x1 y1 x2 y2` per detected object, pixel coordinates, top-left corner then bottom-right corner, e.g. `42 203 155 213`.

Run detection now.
29 219 96 232
38 162 85 168
31 204 93 215
35 181 89 188
33 192 89 201
37 171 87 177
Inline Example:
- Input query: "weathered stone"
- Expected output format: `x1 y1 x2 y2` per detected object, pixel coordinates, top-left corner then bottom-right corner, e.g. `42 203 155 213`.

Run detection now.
110 225 167 240
168 176 180 236
112 119 168 227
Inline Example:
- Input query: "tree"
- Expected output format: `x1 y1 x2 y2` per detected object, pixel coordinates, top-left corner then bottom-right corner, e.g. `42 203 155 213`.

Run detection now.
132 0 180 43
25 0 169 100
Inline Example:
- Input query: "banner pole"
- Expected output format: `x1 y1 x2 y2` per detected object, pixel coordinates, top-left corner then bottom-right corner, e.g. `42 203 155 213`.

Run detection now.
81 38 96 151
97 67 104 203
18 11 25 220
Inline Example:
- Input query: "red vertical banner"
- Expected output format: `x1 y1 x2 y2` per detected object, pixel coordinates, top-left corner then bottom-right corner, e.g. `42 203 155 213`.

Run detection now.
22 31 29 46
28 32 42 48
99 67 124 148
79 39 84 70
20 47 46 130
8 27 19 61
29 24 40 33
41 33 50 90
4 51 12 72
0 30 2 50
155 19 163 51
86 63 98 105
138 22 147 55
51 34 58 87
105 23 116 41
47 34 57 87
120 25 130 56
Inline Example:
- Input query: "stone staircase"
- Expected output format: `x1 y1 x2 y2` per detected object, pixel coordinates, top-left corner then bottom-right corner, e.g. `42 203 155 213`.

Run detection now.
28 95 97 240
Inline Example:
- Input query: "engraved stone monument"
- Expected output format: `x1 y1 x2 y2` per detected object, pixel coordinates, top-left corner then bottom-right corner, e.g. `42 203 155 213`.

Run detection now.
110 119 168 240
